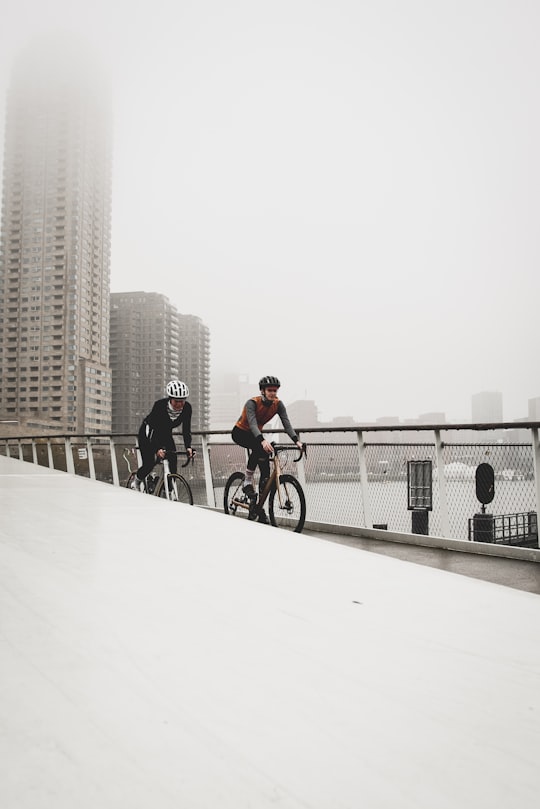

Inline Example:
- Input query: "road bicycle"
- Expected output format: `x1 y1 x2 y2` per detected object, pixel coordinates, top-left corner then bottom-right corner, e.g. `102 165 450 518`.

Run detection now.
124 448 194 505
224 443 307 532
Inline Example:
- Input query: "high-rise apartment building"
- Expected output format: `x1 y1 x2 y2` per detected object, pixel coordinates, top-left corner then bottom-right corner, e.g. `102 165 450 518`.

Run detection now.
110 292 210 434
0 39 112 433
177 313 211 433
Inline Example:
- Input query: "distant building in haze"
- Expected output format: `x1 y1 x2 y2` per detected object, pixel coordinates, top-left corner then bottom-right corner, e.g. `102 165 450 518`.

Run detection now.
287 400 319 430
0 38 112 433
110 292 210 434
177 313 211 433
417 412 446 424
471 391 503 423
528 397 540 421
211 373 252 431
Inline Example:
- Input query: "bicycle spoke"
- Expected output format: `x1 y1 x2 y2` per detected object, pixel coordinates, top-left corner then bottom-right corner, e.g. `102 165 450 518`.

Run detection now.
269 474 306 533
157 474 193 505
224 472 252 520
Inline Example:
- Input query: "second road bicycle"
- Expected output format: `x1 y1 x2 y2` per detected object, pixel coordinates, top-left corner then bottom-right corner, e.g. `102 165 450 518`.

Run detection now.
224 443 307 532
124 447 194 504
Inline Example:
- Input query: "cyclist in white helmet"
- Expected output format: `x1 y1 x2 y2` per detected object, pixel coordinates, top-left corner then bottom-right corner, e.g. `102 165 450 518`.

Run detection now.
130 380 194 491
232 375 303 510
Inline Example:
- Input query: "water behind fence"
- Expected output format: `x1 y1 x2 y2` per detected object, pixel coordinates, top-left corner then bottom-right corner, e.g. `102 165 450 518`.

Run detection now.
3 422 540 546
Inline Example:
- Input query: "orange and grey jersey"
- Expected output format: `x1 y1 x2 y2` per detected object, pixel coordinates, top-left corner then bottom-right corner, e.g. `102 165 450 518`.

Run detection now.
236 396 298 442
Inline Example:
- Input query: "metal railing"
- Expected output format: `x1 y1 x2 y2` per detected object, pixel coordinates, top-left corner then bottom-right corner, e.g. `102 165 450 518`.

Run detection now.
468 511 538 547
2 421 540 548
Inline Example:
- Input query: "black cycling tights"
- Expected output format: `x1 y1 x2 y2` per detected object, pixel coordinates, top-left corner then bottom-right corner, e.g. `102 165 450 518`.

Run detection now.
136 429 177 480
231 426 270 480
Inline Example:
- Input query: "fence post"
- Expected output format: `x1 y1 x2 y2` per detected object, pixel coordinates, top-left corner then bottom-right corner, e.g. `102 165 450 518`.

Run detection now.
434 429 450 538
296 435 307 489
200 435 216 508
64 437 75 475
356 429 372 528
110 437 120 486
31 438 38 465
87 437 96 480
532 427 540 526
47 439 54 469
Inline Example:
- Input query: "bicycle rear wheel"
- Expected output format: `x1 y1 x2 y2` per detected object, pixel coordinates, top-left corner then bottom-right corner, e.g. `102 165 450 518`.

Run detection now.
156 474 193 505
269 474 306 533
223 472 253 520
126 471 147 492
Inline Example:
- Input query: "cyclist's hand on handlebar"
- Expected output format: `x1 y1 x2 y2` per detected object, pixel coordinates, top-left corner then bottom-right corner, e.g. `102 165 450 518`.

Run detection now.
261 439 274 454
187 447 195 459
156 448 166 460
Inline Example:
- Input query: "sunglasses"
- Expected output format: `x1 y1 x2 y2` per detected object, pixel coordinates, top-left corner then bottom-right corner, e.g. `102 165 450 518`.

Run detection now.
265 388 279 393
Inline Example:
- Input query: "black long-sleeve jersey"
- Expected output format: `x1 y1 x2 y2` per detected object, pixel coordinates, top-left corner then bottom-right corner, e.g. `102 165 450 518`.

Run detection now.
140 398 192 451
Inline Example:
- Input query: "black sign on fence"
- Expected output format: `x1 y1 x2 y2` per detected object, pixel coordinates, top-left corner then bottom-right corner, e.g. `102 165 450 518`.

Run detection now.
407 460 433 511
475 463 495 509
407 460 432 536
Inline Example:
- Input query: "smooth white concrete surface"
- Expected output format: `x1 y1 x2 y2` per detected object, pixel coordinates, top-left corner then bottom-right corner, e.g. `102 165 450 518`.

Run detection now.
1 454 540 809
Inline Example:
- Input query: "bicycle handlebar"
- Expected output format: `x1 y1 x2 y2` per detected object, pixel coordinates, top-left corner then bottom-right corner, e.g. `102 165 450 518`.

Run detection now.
271 443 307 461
163 449 196 468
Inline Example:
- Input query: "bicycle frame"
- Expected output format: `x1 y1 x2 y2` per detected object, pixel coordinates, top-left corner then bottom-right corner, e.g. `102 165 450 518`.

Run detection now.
124 447 193 500
224 443 306 531
234 444 304 515
160 455 186 501
257 452 285 509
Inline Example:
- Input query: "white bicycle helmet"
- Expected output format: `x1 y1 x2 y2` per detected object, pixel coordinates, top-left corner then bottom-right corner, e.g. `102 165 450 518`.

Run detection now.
166 379 189 398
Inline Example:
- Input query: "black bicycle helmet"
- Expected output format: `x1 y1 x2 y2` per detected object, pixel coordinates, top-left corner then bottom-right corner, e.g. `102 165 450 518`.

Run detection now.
259 375 281 389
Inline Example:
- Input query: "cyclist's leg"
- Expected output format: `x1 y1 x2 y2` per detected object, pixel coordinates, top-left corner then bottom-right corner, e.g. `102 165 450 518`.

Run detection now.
257 457 270 495
163 438 178 475
126 471 144 491
136 429 157 483
232 427 259 496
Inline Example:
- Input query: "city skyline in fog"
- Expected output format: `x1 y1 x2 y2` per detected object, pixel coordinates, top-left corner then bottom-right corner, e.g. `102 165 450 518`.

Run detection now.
1 1 539 424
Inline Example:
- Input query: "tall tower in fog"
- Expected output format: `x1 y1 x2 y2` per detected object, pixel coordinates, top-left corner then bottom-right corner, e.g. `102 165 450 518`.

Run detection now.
110 292 210 435
0 38 112 433
471 391 503 423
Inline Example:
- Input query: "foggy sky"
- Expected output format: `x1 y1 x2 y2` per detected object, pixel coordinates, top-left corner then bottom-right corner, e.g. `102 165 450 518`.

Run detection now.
1 0 539 423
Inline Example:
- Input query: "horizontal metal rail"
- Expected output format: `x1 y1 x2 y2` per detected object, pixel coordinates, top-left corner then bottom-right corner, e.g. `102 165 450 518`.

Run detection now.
1 422 540 548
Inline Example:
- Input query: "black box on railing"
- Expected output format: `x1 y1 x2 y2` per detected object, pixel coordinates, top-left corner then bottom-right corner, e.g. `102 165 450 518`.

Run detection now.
472 513 495 543
411 508 429 535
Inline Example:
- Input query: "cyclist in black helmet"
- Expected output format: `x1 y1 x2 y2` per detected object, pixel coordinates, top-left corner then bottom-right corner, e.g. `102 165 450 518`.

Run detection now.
130 379 194 492
232 376 303 510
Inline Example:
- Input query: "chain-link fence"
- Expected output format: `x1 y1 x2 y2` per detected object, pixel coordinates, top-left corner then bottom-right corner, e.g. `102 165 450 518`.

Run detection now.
2 426 539 545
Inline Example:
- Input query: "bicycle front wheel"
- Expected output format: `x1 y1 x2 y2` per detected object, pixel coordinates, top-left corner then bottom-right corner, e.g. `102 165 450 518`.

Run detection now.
224 472 253 520
156 474 193 505
269 474 306 533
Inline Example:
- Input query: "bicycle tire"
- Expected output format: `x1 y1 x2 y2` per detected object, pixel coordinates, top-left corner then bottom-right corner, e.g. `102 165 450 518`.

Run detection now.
223 472 253 520
126 471 147 493
269 474 306 533
156 474 193 505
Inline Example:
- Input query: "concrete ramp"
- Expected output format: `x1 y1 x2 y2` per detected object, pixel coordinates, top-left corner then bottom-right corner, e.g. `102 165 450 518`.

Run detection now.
1 455 539 808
